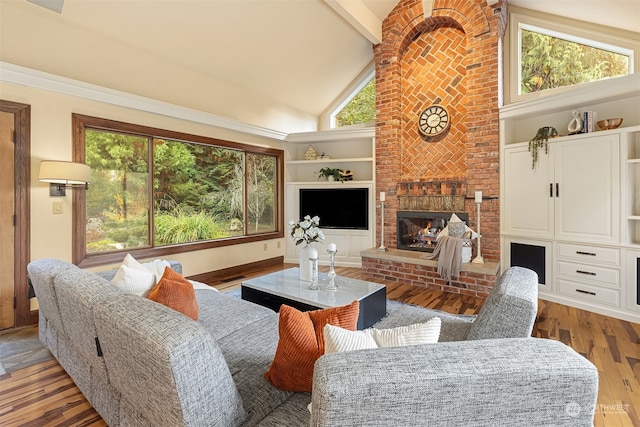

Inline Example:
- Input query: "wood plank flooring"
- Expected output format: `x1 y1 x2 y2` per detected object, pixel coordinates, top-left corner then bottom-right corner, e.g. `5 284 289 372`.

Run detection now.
1 264 638 426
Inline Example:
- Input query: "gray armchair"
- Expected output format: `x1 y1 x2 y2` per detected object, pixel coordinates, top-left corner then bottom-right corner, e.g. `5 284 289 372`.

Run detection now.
310 267 598 426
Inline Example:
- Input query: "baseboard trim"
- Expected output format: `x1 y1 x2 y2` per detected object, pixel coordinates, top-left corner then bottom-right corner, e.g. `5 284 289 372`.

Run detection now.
187 256 283 284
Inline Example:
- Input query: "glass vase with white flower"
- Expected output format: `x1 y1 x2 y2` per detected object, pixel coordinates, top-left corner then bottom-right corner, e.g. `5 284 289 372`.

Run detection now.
289 215 325 281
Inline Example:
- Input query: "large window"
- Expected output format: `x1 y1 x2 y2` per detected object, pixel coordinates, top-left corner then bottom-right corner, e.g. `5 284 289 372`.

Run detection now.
73 114 283 266
508 11 636 104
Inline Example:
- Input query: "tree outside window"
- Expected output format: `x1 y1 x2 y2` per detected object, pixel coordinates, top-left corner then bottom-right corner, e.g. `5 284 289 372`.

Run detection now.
520 27 630 95
76 115 282 264
334 78 375 127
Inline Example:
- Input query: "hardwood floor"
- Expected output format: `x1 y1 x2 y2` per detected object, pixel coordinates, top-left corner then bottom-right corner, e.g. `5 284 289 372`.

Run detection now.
1 264 638 426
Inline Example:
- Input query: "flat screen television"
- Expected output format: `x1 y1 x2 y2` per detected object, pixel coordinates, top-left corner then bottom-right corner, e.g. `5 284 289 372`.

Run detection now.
299 188 369 230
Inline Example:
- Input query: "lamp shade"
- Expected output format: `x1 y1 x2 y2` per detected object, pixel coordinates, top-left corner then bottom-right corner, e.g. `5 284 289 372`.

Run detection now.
39 160 90 185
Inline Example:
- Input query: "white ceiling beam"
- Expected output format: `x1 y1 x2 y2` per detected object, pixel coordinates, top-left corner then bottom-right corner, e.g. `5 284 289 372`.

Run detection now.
324 0 382 45
422 0 433 18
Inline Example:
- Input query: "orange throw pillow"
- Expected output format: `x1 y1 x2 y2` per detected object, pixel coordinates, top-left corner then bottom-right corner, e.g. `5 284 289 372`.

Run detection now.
264 300 359 392
147 267 199 321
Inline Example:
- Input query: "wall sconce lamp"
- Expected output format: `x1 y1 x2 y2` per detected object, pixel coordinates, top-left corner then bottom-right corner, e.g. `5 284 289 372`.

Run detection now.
38 160 91 197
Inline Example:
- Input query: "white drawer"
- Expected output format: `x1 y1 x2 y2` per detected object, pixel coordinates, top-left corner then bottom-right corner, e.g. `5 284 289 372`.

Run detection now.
557 279 620 307
557 243 620 266
556 261 620 288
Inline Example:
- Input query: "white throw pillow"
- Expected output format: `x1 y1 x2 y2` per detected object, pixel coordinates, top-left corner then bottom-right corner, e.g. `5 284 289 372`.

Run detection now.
324 317 441 354
111 264 157 296
120 253 170 283
112 253 215 294
142 259 171 283
112 254 170 296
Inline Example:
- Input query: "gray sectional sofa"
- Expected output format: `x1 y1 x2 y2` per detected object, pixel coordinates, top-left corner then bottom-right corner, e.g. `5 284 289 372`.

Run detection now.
27 259 598 426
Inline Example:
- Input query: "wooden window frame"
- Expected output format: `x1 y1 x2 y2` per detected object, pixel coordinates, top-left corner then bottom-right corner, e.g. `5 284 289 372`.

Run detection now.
72 114 284 268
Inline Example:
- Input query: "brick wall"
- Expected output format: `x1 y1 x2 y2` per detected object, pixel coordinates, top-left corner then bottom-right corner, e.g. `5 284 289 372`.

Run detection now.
374 0 506 261
362 256 498 298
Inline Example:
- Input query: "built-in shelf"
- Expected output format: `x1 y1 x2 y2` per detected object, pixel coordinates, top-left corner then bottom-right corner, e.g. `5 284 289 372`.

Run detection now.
287 180 375 186
284 127 376 267
286 157 374 165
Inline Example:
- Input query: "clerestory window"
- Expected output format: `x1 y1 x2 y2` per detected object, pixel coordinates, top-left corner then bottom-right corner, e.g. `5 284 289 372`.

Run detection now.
508 11 636 104
334 77 376 128
73 114 283 267
322 64 375 129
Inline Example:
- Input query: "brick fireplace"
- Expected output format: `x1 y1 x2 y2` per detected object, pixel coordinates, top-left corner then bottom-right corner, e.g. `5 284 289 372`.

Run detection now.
362 0 506 297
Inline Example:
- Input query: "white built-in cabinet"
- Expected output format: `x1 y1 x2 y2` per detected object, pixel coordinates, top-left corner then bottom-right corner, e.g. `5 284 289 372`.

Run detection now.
283 127 376 267
500 73 640 323
504 133 620 244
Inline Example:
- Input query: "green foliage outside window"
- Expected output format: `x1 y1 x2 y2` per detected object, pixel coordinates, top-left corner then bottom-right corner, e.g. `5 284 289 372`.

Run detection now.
335 78 376 127
520 29 629 94
85 128 277 253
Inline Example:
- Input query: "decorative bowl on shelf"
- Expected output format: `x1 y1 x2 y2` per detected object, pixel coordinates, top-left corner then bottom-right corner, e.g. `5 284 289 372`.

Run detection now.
597 118 623 130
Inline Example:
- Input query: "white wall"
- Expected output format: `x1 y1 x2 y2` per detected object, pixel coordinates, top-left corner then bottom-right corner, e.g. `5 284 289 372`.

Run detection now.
1 80 286 277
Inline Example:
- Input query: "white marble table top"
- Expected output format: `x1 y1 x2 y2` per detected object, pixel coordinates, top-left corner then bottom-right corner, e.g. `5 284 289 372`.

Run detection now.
241 267 386 309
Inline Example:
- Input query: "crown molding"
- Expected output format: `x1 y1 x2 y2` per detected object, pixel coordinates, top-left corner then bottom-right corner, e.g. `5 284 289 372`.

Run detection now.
0 62 288 141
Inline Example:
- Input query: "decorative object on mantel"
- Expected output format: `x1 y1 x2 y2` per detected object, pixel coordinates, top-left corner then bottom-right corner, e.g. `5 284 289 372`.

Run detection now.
567 110 584 134
597 117 623 130
317 152 332 160
317 167 348 182
472 191 484 264
397 180 466 211
289 215 325 281
304 145 318 160
528 126 557 169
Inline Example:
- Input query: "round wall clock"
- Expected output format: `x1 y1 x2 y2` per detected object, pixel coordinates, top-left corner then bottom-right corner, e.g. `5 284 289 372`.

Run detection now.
418 104 451 137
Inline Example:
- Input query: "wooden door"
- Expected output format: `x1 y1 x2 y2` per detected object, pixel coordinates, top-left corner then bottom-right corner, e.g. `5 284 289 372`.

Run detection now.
0 111 15 329
0 100 30 328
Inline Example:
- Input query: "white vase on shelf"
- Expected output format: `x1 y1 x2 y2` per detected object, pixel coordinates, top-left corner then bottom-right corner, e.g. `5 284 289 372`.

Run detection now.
299 244 313 281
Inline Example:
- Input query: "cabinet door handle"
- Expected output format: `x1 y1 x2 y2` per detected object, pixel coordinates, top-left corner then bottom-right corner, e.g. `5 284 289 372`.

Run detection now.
576 270 597 276
576 251 597 256
576 289 596 296
556 183 559 197
549 183 553 197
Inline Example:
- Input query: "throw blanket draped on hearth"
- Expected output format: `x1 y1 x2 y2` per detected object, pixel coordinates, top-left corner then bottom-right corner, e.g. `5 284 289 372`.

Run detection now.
423 235 463 281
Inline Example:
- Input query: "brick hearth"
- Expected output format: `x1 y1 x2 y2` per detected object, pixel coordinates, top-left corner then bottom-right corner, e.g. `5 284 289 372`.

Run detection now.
361 248 499 298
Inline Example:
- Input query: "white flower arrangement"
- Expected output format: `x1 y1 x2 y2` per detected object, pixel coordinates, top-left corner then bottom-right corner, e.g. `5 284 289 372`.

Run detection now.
289 215 325 246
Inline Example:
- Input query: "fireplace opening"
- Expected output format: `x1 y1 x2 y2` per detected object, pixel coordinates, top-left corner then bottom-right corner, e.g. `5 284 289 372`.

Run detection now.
397 211 469 252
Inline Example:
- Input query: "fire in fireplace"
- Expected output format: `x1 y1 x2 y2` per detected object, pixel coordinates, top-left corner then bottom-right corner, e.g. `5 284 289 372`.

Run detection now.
397 211 469 252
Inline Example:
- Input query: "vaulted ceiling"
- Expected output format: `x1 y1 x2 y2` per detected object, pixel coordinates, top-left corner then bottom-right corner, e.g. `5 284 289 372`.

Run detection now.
1 0 637 133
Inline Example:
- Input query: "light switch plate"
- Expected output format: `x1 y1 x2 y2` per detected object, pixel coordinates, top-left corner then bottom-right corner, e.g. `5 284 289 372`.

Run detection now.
53 201 63 214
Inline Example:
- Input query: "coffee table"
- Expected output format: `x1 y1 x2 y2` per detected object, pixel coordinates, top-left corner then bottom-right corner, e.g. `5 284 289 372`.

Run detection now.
241 268 386 329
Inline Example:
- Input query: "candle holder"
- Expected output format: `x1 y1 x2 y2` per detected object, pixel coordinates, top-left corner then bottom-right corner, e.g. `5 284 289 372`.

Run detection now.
327 249 338 290
378 200 389 252
309 257 319 290
472 200 485 264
